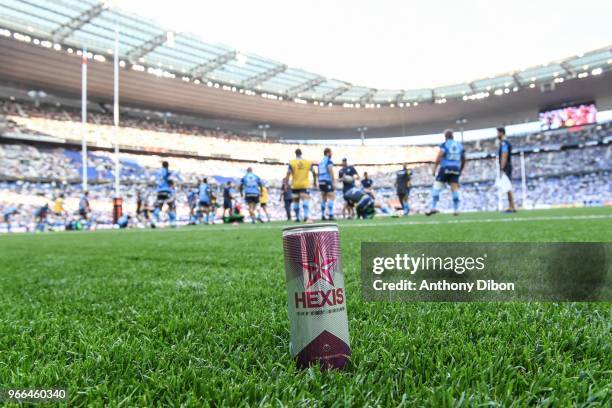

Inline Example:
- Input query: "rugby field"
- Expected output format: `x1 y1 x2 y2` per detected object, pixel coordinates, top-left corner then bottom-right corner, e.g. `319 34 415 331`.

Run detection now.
0 207 610 406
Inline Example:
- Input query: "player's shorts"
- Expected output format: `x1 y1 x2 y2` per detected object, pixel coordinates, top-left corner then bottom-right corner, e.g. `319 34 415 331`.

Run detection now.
318 180 334 193
496 173 513 193
156 191 175 208
436 167 461 184
198 200 210 207
156 191 174 202
79 209 88 218
245 194 260 204
291 188 309 198
503 165 512 179
261 202 267 208
397 189 410 202
223 199 232 210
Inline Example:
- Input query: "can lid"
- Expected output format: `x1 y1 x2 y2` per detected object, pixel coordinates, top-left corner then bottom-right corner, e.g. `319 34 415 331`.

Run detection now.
282 222 338 232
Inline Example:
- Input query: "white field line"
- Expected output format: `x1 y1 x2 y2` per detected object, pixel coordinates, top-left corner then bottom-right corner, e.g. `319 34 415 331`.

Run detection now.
134 213 612 233
3 213 610 236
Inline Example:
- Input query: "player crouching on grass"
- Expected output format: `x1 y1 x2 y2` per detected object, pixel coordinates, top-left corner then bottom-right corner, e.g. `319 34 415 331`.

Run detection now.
152 161 177 228
343 186 376 219
240 167 264 224
426 129 466 216
496 127 517 213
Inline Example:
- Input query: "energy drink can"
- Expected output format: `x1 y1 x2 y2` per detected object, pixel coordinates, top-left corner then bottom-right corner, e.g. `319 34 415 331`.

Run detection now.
282 223 350 370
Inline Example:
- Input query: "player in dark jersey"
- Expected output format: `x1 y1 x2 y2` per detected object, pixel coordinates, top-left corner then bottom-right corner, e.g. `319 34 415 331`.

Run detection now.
35 203 49 232
361 172 374 196
222 181 233 218
279 177 293 221
343 187 376 219
78 191 91 229
317 148 335 220
338 158 359 219
395 164 412 216
136 190 150 223
426 129 466 216
152 161 177 228
497 127 516 212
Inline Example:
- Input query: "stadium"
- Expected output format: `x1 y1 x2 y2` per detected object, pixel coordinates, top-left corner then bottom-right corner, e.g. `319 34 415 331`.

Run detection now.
0 0 610 405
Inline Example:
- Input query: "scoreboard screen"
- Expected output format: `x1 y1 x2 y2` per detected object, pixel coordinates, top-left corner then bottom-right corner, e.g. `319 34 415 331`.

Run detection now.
539 102 597 130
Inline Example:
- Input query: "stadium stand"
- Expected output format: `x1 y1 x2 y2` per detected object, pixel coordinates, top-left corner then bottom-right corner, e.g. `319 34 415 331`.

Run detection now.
1 97 610 231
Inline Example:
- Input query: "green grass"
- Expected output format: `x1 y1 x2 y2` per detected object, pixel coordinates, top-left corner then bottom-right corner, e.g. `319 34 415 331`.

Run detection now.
0 207 611 406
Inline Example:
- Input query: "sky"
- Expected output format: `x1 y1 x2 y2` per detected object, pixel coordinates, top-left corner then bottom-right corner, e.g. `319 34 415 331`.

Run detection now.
115 0 612 90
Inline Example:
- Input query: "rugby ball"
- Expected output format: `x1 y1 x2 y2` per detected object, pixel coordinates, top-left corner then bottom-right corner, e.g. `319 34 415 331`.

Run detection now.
343 175 354 184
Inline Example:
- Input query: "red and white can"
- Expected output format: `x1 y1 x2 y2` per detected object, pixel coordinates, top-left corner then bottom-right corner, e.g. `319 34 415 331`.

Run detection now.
282 223 351 370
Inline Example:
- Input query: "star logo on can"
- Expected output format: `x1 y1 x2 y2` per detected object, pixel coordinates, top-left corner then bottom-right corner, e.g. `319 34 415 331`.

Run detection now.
299 241 336 288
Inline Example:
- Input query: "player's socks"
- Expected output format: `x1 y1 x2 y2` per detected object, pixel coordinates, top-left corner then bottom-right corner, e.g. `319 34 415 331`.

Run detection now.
320 201 326 219
302 200 310 220
293 202 300 221
152 208 161 225
452 191 460 213
431 188 440 210
327 201 334 219
402 202 410 215
169 211 177 226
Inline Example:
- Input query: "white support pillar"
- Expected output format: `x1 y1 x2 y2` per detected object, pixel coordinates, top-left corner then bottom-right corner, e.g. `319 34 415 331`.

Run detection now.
520 151 527 209
113 23 120 198
81 46 88 191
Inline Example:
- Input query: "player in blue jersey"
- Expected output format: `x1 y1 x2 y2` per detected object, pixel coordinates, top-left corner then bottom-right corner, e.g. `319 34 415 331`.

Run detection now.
3 205 20 233
317 147 336 220
395 164 412 216
338 158 359 219
152 161 177 227
117 214 132 229
426 129 466 216
240 167 263 224
497 127 517 212
343 186 376 219
187 187 198 225
198 178 212 224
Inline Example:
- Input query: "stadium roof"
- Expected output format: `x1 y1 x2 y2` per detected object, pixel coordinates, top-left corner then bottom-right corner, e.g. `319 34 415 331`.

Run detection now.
1 0 611 107
0 0 611 137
